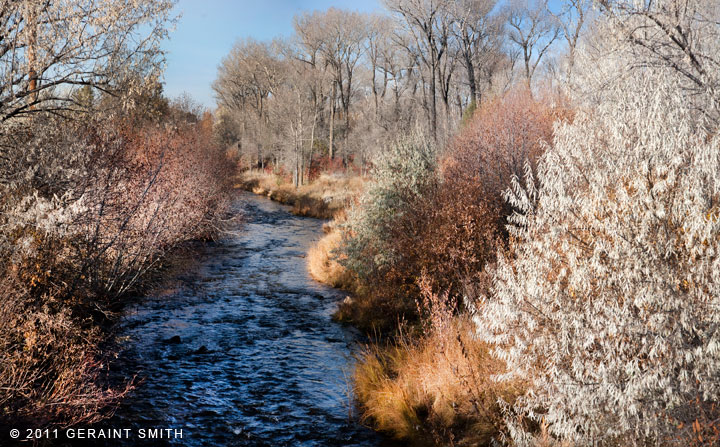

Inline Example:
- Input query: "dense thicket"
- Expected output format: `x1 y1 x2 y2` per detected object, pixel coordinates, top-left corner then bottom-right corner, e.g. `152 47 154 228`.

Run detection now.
480 61 720 447
473 2 720 442
335 89 557 331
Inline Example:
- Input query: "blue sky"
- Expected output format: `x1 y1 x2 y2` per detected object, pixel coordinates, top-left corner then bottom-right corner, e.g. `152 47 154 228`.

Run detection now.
162 0 383 108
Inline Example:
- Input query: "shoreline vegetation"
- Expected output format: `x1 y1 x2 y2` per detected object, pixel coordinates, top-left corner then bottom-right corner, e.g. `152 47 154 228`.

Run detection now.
0 0 241 431
0 112 235 430
303 90 558 445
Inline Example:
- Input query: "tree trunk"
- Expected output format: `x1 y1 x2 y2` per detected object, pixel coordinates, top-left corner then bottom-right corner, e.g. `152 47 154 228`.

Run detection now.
27 5 38 108
430 63 437 141
308 108 317 182
294 148 299 188
372 64 379 120
464 50 477 106
329 81 336 160
344 100 350 153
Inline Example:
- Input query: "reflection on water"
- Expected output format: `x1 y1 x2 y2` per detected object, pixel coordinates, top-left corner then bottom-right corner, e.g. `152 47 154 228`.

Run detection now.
102 192 395 446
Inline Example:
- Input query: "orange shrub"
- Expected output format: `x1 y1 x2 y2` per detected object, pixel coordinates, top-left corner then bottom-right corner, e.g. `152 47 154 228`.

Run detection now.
419 88 561 295
392 89 559 299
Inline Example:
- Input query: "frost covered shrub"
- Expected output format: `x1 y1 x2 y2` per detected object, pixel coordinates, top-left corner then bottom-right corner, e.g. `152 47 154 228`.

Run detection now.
343 132 437 279
595 0 720 129
339 93 559 328
340 133 438 327
476 70 720 445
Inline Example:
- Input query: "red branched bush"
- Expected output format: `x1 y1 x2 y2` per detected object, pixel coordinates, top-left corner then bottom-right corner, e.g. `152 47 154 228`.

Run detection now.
444 88 559 228
420 88 562 295
396 89 560 299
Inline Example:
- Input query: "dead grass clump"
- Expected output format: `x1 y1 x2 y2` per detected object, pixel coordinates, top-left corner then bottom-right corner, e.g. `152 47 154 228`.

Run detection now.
307 222 358 290
354 315 522 446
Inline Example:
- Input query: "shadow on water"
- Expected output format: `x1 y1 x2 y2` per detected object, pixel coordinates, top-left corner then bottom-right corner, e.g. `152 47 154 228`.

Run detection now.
66 192 400 447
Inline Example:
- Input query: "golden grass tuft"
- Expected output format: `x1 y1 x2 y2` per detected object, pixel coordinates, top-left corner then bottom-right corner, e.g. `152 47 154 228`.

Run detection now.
354 317 524 446
307 223 358 290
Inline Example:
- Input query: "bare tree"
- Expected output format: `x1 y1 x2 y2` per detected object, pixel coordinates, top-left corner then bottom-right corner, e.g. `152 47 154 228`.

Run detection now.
295 8 368 160
505 0 560 88
385 0 453 140
550 0 592 82
367 14 395 120
292 15 331 170
213 2 572 174
268 58 316 187
213 39 284 168
450 0 501 106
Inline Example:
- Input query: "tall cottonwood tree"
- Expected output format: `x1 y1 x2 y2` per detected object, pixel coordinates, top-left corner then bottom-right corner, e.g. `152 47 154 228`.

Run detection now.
550 0 591 81
384 0 452 140
213 39 284 168
505 0 560 88
294 8 369 160
292 15 332 166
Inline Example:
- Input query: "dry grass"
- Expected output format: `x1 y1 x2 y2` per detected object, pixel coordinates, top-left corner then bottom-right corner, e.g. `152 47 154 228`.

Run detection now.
354 316 523 446
307 217 358 290
306 215 404 332
236 170 364 219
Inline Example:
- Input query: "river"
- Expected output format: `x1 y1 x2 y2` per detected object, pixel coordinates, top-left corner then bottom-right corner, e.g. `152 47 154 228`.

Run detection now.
100 191 395 446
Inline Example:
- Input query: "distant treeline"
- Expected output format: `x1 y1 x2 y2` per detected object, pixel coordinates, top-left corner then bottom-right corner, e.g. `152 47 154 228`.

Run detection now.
213 0 586 185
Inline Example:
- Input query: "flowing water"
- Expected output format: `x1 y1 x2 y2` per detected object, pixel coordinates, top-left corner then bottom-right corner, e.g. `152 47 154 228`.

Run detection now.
99 192 395 446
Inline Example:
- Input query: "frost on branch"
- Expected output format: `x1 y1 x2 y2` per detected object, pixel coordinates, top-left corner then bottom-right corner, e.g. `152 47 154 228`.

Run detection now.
476 67 720 445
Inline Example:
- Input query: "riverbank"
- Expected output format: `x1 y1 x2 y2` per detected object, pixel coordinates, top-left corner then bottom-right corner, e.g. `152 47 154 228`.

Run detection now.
235 170 364 219
301 118 545 445
307 216 518 446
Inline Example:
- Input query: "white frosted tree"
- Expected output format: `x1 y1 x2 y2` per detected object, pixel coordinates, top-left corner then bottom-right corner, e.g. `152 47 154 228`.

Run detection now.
475 64 720 445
